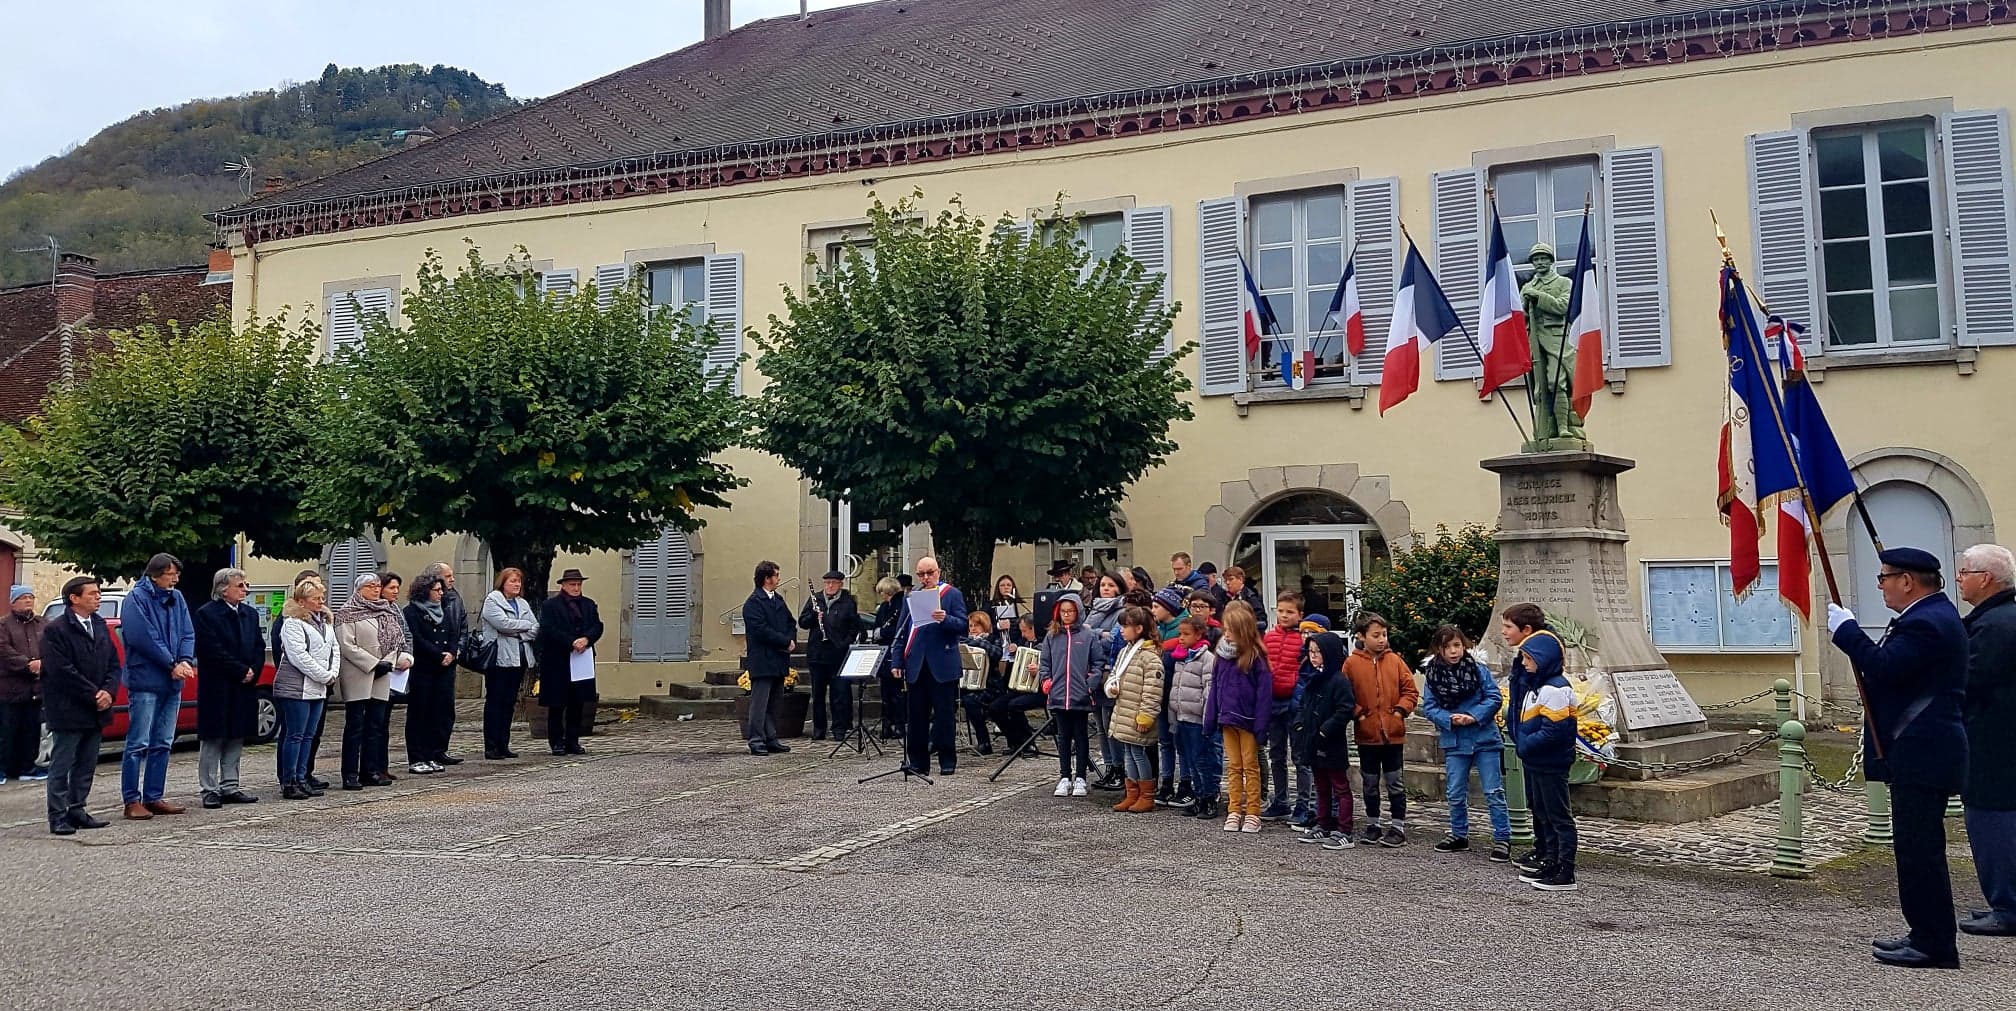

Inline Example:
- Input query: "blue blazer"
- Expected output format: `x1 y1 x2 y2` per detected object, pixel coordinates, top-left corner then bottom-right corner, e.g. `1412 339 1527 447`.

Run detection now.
1832 593 1969 792
122 580 196 695
894 584 969 685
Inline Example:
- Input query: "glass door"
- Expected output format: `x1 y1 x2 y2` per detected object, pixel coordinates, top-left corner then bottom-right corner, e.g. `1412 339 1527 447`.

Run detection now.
829 498 905 603
1261 528 1358 627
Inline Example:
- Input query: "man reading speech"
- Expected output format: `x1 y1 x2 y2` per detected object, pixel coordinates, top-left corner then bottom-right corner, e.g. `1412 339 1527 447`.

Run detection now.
891 557 969 776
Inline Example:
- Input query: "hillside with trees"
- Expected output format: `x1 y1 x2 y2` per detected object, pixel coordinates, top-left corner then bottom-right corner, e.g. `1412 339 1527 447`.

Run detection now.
0 64 516 286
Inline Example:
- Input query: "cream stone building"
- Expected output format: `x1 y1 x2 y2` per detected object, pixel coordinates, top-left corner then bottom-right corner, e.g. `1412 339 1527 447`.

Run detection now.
210 0 2016 707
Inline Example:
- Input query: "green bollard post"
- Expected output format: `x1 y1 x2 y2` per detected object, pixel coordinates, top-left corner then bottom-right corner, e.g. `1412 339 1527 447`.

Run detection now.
1774 678 1793 724
1502 730 1534 846
1864 780 1894 847
1772 720 1811 878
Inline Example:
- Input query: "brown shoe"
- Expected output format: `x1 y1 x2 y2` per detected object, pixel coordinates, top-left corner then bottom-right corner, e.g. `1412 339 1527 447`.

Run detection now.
123 802 154 820
144 800 187 815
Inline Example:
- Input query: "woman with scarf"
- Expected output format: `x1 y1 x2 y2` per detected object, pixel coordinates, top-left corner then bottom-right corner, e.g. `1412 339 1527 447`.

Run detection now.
536 568 604 756
402 571 459 774
335 572 412 790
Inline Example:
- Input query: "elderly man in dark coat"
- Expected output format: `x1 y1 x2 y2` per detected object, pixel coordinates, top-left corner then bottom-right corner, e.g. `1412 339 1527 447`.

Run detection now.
41 577 119 835
536 569 604 757
742 560 796 756
1829 546 1971 969
0 584 47 782
798 569 860 742
1957 543 2016 938
194 568 266 807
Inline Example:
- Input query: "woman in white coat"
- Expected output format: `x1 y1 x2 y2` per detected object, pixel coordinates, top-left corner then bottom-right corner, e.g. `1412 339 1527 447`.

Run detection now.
479 568 538 760
335 572 412 790
275 576 340 800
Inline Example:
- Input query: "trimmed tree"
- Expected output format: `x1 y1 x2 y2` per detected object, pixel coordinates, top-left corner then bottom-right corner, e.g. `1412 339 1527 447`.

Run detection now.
306 248 746 601
1349 523 1501 663
753 194 1191 596
0 310 326 590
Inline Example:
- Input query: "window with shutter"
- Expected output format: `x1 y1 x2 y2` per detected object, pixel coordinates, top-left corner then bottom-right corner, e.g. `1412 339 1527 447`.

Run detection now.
1602 146 1671 368
593 263 630 310
1196 197 1245 395
1347 177 1400 386
1747 131 1823 357
629 528 693 661
1812 123 1945 349
1122 206 1174 356
538 269 577 299
1943 110 2016 347
323 536 378 608
703 253 744 394
1249 187 1349 383
325 287 391 357
1431 168 1484 379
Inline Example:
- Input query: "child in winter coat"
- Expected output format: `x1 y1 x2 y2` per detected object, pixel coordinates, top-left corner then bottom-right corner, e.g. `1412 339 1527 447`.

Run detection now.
1105 606 1164 813
1166 615 1220 819
1345 611 1419 847
1203 600 1273 834
1039 593 1108 799
1293 631 1358 849
1260 593 1310 823
1418 624 1511 862
1503 602 1579 891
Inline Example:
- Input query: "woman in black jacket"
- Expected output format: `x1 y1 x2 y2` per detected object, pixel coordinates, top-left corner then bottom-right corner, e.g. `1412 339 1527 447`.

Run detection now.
402 572 459 774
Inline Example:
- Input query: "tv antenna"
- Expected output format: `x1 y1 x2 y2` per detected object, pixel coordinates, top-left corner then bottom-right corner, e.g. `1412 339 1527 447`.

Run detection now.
223 159 258 198
11 235 74 387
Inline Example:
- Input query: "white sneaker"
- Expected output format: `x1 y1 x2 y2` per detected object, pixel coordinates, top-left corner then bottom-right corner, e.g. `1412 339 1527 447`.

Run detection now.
1070 777 1089 797
408 762 431 774
1054 777 1072 797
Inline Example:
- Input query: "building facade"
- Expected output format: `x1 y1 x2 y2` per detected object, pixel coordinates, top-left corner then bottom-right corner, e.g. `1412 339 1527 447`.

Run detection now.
212 0 2016 705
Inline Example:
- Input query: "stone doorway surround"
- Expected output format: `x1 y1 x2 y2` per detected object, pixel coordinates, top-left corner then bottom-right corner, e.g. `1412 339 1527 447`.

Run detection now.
1190 463 1416 567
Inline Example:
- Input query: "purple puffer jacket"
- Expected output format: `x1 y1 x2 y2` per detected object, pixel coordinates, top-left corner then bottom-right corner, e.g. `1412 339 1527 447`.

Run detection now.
1202 641 1272 738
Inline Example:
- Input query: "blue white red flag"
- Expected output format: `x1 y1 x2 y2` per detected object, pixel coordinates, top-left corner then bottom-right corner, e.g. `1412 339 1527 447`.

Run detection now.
1327 257 1366 358
1379 242 1461 415
1478 203 1532 397
1238 254 1277 363
1769 314 1857 621
1718 268 1800 600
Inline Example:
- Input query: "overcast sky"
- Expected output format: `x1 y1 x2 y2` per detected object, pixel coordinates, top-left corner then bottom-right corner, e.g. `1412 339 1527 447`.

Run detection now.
0 0 874 178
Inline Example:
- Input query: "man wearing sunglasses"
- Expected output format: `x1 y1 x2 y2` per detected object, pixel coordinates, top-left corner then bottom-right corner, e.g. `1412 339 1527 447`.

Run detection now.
890 557 968 776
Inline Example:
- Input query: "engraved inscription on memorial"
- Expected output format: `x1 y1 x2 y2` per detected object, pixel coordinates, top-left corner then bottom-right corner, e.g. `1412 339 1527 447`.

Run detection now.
1509 474 1577 525
1610 669 1707 730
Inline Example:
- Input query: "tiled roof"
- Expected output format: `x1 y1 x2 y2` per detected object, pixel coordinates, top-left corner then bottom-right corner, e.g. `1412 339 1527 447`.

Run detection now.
0 267 227 424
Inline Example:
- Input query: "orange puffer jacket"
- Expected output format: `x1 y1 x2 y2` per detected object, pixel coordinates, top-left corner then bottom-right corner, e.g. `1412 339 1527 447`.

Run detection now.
1344 648 1419 745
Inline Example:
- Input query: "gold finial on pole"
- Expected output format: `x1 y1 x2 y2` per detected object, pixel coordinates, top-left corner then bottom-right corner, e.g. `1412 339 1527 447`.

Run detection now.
1711 208 1737 269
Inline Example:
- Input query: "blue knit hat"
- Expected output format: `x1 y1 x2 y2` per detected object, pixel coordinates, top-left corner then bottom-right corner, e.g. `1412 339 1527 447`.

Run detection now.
7 584 31 604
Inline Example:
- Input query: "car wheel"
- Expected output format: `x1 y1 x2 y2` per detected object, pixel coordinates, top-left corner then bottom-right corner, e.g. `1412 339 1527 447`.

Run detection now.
251 689 279 745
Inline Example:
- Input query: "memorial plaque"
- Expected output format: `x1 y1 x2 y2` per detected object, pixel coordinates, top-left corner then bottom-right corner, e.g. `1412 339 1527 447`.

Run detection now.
1609 669 1707 730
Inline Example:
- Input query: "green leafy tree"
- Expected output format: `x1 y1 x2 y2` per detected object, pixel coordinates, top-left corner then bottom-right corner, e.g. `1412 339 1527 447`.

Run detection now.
0 310 326 586
1350 524 1501 663
306 247 746 601
753 194 1191 596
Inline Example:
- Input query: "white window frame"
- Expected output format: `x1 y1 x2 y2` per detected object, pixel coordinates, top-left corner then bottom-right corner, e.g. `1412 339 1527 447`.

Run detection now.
1811 120 1949 351
1487 158 1600 286
1640 558 1800 654
321 277 397 359
640 257 708 330
1246 185 1351 386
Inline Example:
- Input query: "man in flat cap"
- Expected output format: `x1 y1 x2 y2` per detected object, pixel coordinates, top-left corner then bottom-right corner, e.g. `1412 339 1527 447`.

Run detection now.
799 569 860 742
1828 546 1970 969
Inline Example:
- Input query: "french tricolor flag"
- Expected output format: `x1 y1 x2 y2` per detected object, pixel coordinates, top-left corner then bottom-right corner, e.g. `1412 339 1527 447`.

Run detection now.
1379 242 1461 415
1566 216 1605 419
1327 257 1366 359
1478 204 1533 397
1238 254 1278 362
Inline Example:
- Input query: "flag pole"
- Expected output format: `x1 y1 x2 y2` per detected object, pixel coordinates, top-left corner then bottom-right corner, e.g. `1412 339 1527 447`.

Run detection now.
1399 220 1532 445
1712 210 1883 759
1305 236 1365 368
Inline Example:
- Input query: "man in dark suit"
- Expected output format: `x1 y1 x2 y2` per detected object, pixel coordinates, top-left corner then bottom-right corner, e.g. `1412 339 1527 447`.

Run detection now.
798 569 860 742
892 556 969 775
194 568 266 807
742 560 796 756
41 576 120 836
1829 546 1970 969
536 569 605 756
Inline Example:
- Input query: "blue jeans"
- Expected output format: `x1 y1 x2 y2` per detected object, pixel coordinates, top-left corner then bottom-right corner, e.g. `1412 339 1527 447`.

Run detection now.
277 698 325 785
1445 747 1511 841
121 688 181 803
1121 742 1153 781
1176 721 1221 800
1966 807 2016 921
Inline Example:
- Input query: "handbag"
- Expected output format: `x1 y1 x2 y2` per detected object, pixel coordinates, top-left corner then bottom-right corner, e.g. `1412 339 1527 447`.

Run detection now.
460 630 497 672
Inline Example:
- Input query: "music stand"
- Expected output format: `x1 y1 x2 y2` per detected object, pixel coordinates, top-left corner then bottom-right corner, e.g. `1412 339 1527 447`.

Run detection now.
987 706 1109 783
830 645 885 759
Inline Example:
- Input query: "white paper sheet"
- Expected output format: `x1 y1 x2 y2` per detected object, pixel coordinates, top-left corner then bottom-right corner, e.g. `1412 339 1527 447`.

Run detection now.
569 647 596 682
388 669 411 694
906 588 941 629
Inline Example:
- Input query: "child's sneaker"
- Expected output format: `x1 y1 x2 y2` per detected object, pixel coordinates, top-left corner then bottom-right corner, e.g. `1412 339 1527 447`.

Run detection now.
1321 831 1356 851
1358 823 1383 846
1513 849 1545 873
1223 812 1242 832
1296 825 1328 844
1259 800 1292 821
1070 777 1089 797
1153 781 1174 806
1169 787 1196 809
1433 834 1469 853
1380 826 1407 848
1518 863 1553 884
1489 840 1513 863
1054 777 1072 797
1289 809 1316 829
1240 814 1262 833
1531 867 1579 891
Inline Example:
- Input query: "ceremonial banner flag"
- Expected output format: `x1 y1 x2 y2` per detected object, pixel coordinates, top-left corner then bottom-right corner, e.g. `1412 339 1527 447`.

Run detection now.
1769 315 1858 621
1717 267 1800 599
1478 204 1532 397
1566 216 1605 419
1379 242 1462 415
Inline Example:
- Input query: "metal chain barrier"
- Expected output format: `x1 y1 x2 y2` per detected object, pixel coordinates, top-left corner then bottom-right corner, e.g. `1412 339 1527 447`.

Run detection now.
1596 731 1781 775
1800 723 1869 792
1698 689 1777 711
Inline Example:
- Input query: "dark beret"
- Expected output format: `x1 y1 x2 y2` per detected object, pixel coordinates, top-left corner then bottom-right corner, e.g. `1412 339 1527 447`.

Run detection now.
1878 546 1942 575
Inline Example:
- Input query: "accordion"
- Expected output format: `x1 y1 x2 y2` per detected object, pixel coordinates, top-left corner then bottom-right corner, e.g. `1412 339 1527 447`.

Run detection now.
959 645 990 690
1005 646 1042 693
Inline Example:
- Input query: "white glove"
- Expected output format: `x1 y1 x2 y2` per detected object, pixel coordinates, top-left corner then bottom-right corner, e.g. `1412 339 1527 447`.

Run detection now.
1826 603 1855 634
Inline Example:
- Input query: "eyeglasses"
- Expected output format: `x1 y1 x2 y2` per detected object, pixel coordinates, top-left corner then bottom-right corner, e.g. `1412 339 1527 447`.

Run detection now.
1958 569 1989 577
916 569 937 577
1876 571 1908 584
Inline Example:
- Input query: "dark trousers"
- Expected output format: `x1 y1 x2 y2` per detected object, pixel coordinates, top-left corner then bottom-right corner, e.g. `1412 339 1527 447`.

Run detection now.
1358 743 1407 823
1527 768 1577 873
746 676 785 746
405 670 456 763
484 666 523 753
1966 807 2016 922
965 691 1040 751
808 658 849 737
1892 783 1959 957
1314 766 1355 833
1265 698 1294 805
342 699 389 780
906 676 959 771
1053 709 1092 779
45 728 101 828
548 701 586 750
0 699 39 777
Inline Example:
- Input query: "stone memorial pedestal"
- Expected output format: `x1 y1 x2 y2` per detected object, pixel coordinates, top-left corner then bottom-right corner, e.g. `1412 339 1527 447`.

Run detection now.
1480 452 1764 796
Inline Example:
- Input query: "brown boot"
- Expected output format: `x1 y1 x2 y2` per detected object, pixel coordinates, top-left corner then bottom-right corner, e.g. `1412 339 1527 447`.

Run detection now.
144 800 187 815
1112 779 1139 812
1126 780 1158 813
123 802 153 820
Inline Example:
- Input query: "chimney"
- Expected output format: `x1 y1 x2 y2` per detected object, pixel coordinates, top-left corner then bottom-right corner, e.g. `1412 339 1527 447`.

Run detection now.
259 175 285 197
704 0 731 39
54 252 97 328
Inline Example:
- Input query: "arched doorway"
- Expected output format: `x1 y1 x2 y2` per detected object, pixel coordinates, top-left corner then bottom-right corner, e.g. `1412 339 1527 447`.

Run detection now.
1846 480 1956 633
453 534 494 621
1229 492 1390 626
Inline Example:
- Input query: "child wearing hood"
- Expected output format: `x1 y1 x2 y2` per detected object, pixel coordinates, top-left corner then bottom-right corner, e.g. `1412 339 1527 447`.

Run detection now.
1418 624 1511 862
1503 602 1579 891
1293 631 1358 849
1039 592 1108 799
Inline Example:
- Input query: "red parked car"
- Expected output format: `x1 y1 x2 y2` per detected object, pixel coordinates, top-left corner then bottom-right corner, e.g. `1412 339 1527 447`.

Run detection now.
42 594 280 746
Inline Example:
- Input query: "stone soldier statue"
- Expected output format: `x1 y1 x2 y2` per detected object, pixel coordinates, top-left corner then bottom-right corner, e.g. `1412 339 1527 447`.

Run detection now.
1521 243 1588 448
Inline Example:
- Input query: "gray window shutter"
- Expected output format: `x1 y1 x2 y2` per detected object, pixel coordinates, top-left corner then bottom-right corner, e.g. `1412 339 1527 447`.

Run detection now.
1747 130 1823 357
326 287 390 356
1197 197 1246 395
1943 109 2016 346
1431 168 1484 380
630 528 693 661
1347 177 1400 386
323 536 378 609
1123 205 1174 356
538 269 577 299
593 263 628 310
1602 146 1671 368
702 253 744 393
